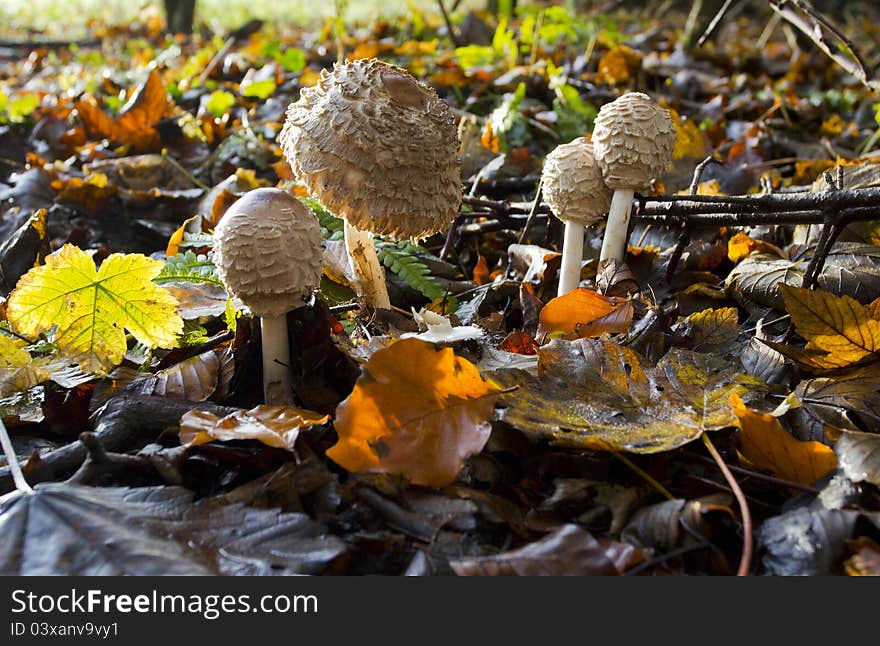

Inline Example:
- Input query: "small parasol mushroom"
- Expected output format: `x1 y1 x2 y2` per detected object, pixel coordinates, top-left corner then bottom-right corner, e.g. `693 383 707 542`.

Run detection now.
592 92 675 265
540 137 613 296
212 187 323 404
279 58 461 309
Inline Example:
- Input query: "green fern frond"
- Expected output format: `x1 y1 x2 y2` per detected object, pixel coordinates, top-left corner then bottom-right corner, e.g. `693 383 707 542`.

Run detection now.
301 197 344 240
155 250 223 286
375 240 445 301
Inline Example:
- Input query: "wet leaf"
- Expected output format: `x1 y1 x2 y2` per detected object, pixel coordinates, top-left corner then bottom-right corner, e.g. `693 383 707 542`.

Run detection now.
730 392 837 486
726 254 804 308
835 430 880 487
759 506 880 576
789 365 880 439
327 338 502 487
491 338 763 453
6 244 183 373
180 404 329 452
152 350 221 401
450 524 645 576
673 307 740 354
0 483 346 575
536 289 633 342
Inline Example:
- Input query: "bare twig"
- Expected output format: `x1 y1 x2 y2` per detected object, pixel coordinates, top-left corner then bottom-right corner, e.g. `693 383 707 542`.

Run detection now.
695 0 738 47
771 0 880 92
436 0 461 48
195 35 236 86
702 433 752 577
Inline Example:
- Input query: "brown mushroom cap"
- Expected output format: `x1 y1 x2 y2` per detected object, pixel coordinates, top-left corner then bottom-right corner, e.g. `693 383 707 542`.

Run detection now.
212 188 323 319
541 137 613 227
279 58 461 240
592 92 676 190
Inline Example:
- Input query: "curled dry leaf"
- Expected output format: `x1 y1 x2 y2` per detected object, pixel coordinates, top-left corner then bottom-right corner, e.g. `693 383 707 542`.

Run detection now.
326 338 502 488
730 393 837 487
450 524 646 576
536 288 633 342
835 430 880 487
153 350 220 401
491 338 764 453
179 405 330 452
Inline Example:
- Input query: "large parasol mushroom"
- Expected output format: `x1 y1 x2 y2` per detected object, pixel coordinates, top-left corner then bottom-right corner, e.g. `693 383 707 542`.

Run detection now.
279 58 461 309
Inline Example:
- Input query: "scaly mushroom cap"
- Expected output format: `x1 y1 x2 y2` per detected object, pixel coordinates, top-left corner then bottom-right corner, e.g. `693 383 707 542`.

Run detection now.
592 92 675 190
541 137 613 227
279 58 461 240
213 188 323 319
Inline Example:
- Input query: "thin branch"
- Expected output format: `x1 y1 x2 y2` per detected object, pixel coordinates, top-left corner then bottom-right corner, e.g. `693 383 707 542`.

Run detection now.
702 433 752 577
695 0 737 47
436 0 461 48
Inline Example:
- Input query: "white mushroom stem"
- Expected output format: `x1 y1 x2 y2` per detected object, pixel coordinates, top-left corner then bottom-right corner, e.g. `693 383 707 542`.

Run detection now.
558 220 585 296
599 189 635 263
0 417 33 494
344 219 391 309
260 315 294 405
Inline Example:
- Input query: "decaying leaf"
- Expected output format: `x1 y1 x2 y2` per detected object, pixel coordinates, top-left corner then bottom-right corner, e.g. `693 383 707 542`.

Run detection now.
536 288 633 342
450 524 646 576
730 393 837 486
788 365 880 439
673 307 740 354
491 338 764 453
179 405 330 452
6 244 184 373
327 338 502 487
0 483 346 575
153 350 221 401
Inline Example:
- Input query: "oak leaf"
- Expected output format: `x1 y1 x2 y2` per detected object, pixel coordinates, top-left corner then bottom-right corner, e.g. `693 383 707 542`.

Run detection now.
6 244 183 373
180 405 330 452
730 393 837 486
536 288 633 342
326 338 502 487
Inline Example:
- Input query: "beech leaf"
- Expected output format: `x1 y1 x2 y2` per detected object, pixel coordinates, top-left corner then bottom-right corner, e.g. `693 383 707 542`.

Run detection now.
730 392 837 486
179 405 330 452
6 244 183 373
536 288 633 342
326 338 502 487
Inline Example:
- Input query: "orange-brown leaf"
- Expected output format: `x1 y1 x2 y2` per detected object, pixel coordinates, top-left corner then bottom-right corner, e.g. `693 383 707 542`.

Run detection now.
326 338 501 487
499 330 537 355
472 254 490 286
727 232 785 263
536 288 633 342
75 70 168 153
730 393 837 486
179 405 330 452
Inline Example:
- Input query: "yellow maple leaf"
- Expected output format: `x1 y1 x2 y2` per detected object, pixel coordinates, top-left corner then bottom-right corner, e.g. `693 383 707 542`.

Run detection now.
327 338 502 487
6 244 183 373
780 284 880 368
730 393 837 486
0 334 50 396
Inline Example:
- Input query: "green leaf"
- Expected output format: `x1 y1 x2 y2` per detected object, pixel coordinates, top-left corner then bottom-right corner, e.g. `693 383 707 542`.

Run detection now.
240 79 276 99
7 94 40 123
375 240 445 302
279 48 306 73
6 244 184 373
205 90 236 118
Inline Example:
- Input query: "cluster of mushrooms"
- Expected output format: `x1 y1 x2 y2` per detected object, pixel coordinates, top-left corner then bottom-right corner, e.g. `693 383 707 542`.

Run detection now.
211 57 675 403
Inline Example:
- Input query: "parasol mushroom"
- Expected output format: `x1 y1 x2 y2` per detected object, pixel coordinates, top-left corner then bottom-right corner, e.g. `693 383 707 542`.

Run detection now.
540 137 613 296
592 92 675 264
279 58 461 309
212 187 323 404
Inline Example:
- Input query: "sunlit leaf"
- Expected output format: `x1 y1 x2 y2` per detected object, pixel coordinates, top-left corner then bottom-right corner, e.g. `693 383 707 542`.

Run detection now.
730 393 837 486
536 289 633 342
240 78 276 99
180 405 329 452
6 244 183 373
491 338 764 453
327 338 502 487
205 90 236 117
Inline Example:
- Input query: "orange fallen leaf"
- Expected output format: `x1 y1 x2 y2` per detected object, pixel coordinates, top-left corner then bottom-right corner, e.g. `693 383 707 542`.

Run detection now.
730 393 837 486
179 405 330 452
499 330 537 355
595 45 641 86
472 254 490 286
327 338 501 487
75 70 168 153
727 232 785 263
536 288 633 342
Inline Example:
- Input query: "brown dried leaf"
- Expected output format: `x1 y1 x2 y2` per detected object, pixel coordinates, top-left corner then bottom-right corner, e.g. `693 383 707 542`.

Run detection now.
179 405 330 452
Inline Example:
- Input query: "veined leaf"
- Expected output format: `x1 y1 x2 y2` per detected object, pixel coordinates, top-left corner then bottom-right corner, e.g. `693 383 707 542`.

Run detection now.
6 245 183 373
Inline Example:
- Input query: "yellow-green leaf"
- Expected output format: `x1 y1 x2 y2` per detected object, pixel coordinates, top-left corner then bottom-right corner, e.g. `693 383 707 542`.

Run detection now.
780 284 880 369
6 244 183 373
0 335 49 396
